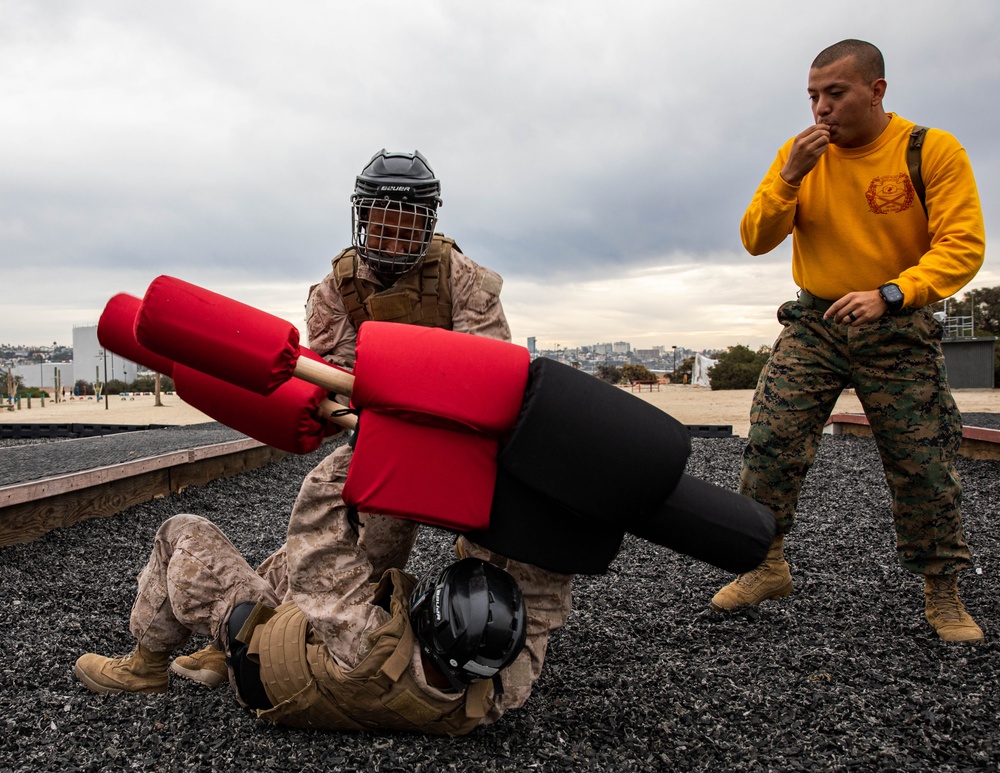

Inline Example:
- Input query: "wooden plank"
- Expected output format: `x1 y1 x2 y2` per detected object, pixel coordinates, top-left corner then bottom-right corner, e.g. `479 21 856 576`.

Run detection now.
169 446 288 493
954 438 1000 461
0 469 173 547
0 440 287 547
826 413 1000 460
0 437 263 508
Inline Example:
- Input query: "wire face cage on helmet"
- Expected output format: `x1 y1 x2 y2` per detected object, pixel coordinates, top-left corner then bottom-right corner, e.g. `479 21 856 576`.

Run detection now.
409 558 527 692
351 198 438 277
351 149 442 279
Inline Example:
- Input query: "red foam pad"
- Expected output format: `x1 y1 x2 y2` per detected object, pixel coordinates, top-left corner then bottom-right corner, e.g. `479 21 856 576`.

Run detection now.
352 322 529 436
173 351 335 455
97 294 176 377
343 410 497 531
136 275 300 395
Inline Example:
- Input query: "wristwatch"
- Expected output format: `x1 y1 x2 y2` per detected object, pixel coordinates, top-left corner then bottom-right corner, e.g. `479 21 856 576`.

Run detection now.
878 282 903 311
878 282 905 312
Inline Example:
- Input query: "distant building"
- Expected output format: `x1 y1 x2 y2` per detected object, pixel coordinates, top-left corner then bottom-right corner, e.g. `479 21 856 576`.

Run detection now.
72 325 141 386
9 362 75 391
938 314 997 388
941 336 997 388
527 337 536 355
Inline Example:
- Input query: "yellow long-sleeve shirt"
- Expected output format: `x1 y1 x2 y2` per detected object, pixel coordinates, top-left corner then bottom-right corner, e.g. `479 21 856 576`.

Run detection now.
740 113 985 308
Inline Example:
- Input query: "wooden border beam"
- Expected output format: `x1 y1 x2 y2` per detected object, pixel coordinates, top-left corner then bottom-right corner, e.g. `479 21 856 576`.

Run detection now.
0 439 287 547
826 413 1000 460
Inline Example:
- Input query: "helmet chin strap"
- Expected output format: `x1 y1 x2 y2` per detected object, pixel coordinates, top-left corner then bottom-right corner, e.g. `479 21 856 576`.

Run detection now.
418 650 463 693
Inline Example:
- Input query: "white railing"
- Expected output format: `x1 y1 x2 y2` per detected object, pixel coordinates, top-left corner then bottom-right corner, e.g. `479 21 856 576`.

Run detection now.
941 315 974 338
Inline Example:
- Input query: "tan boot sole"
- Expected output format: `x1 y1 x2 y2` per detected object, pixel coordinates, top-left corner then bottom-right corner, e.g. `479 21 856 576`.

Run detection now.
170 660 227 688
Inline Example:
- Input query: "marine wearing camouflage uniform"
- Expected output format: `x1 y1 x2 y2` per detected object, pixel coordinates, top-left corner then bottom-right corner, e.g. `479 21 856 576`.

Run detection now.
256 232 525 601
75 150 575 723
712 40 985 642
118 442 570 730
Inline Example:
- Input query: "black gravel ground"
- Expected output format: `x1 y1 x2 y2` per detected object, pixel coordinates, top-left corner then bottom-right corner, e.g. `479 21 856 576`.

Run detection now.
1 428 999 772
0 424 247 487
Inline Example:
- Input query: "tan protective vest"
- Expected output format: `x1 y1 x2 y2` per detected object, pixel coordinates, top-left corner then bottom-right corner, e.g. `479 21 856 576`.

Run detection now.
252 569 494 735
332 235 455 331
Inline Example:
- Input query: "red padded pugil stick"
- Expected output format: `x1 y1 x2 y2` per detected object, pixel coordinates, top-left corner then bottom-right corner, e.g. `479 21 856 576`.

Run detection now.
99 293 357 444
174 362 355 453
98 293 176 377
135 275 354 397
175 346 358 437
352 321 529 436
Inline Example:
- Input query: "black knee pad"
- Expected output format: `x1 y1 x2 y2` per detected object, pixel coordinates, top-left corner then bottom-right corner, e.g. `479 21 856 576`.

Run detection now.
627 473 777 574
499 359 691 524
227 601 273 711
465 468 625 575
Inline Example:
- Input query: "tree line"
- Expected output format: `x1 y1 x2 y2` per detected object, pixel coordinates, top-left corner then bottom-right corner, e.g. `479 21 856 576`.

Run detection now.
3 373 176 400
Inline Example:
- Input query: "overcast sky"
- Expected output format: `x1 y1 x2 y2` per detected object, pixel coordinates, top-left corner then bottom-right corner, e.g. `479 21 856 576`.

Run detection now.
3 0 998 353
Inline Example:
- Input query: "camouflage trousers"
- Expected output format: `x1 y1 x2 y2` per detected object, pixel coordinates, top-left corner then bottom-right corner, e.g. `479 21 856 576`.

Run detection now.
740 299 972 575
130 514 280 653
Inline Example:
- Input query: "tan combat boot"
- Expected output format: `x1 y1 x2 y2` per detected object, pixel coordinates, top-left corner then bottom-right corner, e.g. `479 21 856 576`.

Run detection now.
74 644 170 694
924 574 984 643
170 645 228 688
710 535 793 612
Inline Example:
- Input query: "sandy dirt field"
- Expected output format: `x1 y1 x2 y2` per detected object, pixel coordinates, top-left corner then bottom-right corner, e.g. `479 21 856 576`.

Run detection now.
3 384 998 438
0 392 214 427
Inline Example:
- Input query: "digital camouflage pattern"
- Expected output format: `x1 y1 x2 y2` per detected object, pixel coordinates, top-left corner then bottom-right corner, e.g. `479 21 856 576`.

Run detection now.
740 300 972 576
130 514 280 654
305 237 510 369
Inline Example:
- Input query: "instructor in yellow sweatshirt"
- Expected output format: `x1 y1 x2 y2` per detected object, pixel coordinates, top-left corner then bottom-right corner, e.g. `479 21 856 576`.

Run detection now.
711 39 985 643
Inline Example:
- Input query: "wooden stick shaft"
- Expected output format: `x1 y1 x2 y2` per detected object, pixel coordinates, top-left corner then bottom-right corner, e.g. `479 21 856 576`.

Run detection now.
317 399 358 431
293 356 355 396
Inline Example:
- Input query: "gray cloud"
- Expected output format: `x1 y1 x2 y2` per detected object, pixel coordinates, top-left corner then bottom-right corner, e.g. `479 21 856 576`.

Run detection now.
2 0 998 350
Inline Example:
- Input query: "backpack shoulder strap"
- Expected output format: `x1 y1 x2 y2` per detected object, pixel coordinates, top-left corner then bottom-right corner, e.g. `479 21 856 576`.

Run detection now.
907 126 929 216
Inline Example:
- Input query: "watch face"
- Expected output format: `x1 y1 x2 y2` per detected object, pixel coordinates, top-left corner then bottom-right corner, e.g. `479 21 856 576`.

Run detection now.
881 284 904 304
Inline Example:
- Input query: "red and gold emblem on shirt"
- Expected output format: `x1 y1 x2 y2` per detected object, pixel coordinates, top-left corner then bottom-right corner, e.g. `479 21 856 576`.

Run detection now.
865 173 916 214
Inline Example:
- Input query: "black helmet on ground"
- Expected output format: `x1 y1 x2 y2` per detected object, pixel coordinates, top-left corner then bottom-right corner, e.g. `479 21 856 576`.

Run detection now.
409 558 527 692
351 149 442 279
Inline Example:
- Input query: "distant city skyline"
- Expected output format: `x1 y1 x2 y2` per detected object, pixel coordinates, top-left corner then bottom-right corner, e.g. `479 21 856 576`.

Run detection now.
3 336 710 358
3 330 704 391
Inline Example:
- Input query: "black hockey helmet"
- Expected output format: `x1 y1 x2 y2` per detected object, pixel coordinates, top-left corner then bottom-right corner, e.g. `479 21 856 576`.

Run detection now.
351 149 442 278
409 558 527 692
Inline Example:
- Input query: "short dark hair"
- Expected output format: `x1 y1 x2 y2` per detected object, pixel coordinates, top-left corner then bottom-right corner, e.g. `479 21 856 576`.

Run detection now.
811 39 885 82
